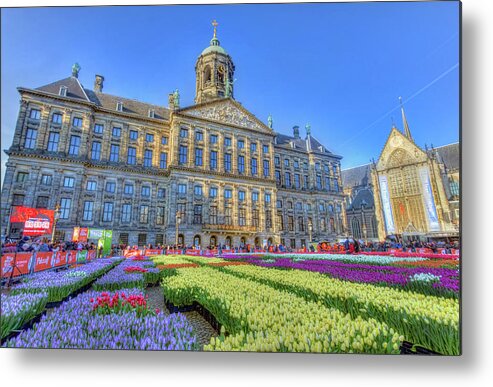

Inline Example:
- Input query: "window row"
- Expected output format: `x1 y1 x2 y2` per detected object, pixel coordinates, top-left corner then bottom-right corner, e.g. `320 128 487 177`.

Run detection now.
177 184 271 202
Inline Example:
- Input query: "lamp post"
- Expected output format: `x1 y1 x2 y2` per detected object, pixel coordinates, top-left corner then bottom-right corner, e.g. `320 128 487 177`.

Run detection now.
175 212 181 246
51 204 61 244
308 218 313 243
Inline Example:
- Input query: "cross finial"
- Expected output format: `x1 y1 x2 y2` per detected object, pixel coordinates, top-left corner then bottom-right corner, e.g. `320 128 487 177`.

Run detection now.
212 19 218 38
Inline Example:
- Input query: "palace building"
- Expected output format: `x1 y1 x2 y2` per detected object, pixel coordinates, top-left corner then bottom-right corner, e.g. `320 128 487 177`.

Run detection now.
342 101 459 242
1 22 346 248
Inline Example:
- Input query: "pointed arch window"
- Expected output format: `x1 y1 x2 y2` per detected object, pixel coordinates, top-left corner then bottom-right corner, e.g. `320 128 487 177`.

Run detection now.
204 65 212 85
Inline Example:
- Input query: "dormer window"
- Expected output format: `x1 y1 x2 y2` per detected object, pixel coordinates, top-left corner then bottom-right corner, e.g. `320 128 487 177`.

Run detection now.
59 86 68 97
116 101 123 112
148 109 155 118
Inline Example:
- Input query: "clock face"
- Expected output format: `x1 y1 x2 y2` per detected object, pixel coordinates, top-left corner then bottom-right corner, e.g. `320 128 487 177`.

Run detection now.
391 135 403 147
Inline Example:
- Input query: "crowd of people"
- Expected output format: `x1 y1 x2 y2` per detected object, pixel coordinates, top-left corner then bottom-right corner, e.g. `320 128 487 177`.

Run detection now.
1 236 105 256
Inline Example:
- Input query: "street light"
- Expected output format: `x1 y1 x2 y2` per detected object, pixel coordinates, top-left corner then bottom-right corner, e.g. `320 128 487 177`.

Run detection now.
308 218 313 243
51 204 61 244
175 212 181 246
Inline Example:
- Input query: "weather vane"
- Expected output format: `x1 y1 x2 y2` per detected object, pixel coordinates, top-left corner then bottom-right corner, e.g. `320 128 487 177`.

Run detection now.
212 19 218 38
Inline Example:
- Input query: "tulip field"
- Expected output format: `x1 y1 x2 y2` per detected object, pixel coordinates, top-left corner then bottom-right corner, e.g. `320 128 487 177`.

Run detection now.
1 251 460 355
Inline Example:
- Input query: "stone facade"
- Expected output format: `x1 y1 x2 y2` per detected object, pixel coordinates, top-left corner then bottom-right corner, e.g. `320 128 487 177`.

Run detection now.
1 29 345 248
342 104 459 242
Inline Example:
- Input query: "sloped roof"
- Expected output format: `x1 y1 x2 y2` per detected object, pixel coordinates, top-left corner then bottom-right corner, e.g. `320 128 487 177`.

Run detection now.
85 89 170 120
348 187 375 210
342 163 372 188
434 142 459 171
36 76 89 101
275 133 339 157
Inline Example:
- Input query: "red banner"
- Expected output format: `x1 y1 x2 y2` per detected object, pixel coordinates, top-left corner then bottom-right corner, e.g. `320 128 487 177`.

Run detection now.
1 252 33 278
87 250 96 261
67 251 77 265
124 249 143 258
144 249 163 256
34 252 53 272
54 251 67 267
10 206 54 237
79 227 88 243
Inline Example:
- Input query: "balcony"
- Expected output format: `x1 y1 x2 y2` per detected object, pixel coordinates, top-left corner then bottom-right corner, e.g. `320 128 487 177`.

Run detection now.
202 224 258 232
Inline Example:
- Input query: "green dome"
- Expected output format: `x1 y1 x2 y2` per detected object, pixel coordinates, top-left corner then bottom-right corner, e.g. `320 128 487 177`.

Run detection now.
201 37 227 56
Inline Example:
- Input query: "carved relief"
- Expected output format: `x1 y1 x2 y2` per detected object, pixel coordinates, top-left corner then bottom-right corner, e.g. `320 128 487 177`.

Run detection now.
183 101 267 132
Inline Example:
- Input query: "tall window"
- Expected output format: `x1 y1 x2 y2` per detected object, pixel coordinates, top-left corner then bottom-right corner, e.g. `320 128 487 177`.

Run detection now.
161 136 168 145
288 216 294 232
68 136 80 156
178 184 187 195
209 206 218 224
210 151 217 170
194 185 203 196
238 190 245 202
265 210 272 229
195 131 203 141
195 148 203 166
41 174 53 186
275 170 281 185
304 175 309 189
250 142 257 152
121 204 132 223
277 212 284 231
112 127 121 137
209 187 218 198
110 144 120 162
239 208 246 226
224 207 232 225
86 180 97 191
224 189 232 200
82 201 94 221
141 186 151 197
157 188 166 198
63 176 75 188
224 153 232 172
180 128 188 138
179 145 188 165
103 202 113 222
253 209 259 227
144 149 153 167
325 177 331 191
177 203 186 219
352 218 361 239
263 160 270 177
263 145 269 154
284 159 290 168
252 192 259 202
274 156 280 166
294 174 301 189
91 142 101 160
156 207 165 225
294 160 299 169
193 205 203 224
47 132 59 152
238 155 245 173
52 113 63 124
334 179 339 192
139 205 149 223
160 152 167 169
316 175 322 190
129 130 138 140
238 139 245 149
105 181 116 193
265 193 271 203
94 124 104 134
72 117 82 127
285 172 291 187
59 198 72 219
127 147 136 165
224 137 232 147
298 217 305 232
145 133 154 142
210 134 218 144
24 129 37 149
36 196 49 209
124 184 133 195
251 158 258 175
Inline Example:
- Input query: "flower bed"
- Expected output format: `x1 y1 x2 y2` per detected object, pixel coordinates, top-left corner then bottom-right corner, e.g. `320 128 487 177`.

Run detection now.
93 259 160 290
162 266 402 353
1 292 49 340
220 264 459 355
157 263 200 270
245 258 459 296
3 289 198 350
10 258 120 302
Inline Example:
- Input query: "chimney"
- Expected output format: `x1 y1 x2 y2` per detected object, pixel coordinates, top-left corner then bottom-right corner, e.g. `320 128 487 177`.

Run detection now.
94 75 104 92
168 93 176 111
293 125 300 139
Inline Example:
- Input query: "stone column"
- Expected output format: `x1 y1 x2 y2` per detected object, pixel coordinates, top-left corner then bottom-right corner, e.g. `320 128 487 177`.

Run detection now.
12 100 29 149
37 105 51 150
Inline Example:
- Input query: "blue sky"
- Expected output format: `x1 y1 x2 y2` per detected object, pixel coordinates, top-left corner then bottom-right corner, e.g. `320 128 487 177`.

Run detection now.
1 2 459 184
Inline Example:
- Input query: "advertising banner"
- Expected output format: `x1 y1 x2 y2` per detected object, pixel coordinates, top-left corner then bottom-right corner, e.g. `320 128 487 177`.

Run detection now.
124 249 142 258
144 249 163 256
79 227 88 243
88 228 104 239
87 250 97 261
67 250 77 265
76 250 88 264
419 167 440 232
34 252 53 272
10 206 54 237
1 252 34 278
54 251 68 267
72 227 80 242
378 175 395 234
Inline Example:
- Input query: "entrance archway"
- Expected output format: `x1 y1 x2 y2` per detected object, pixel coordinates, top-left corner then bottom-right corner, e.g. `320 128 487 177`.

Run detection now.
254 237 260 247
210 236 217 248
193 235 201 247
267 238 273 246
225 236 232 248
240 236 246 245
177 234 184 246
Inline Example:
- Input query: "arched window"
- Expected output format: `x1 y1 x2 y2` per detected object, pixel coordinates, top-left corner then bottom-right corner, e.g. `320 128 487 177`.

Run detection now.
204 65 212 85
351 218 361 239
225 236 232 248
194 235 201 247
370 216 378 238
210 236 217 247
178 234 184 246
217 65 225 84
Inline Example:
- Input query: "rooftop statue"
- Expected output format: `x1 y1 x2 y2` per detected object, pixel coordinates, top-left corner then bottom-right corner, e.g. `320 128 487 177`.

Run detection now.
268 114 273 129
173 89 180 107
72 63 81 78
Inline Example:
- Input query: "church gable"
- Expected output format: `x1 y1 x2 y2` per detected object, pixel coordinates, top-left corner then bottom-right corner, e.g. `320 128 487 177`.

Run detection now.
177 98 273 134
376 128 428 170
